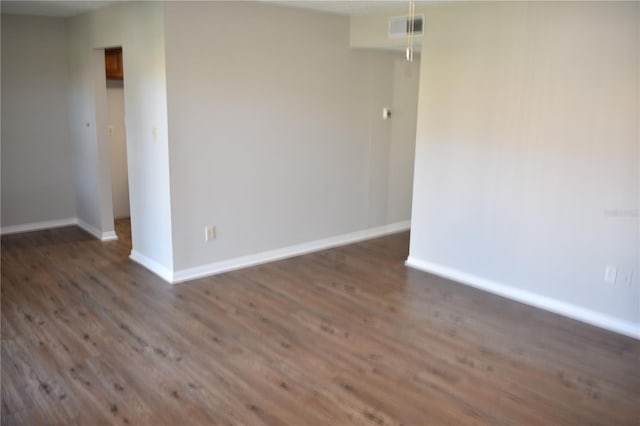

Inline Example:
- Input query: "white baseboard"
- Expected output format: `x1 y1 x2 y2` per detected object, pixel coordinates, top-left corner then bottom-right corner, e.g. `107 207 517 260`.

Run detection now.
1 217 78 235
129 250 174 283
2 217 118 242
101 231 118 241
405 256 640 340
172 220 411 284
77 219 118 241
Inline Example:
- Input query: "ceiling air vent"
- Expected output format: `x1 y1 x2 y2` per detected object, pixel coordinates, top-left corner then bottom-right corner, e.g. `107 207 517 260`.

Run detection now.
389 15 424 38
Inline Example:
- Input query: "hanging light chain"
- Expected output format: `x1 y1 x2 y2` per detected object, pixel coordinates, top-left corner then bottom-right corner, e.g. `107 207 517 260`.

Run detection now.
406 0 416 62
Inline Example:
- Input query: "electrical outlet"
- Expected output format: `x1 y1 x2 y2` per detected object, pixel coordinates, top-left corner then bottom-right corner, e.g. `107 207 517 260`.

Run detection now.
204 226 216 242
604 265 617 284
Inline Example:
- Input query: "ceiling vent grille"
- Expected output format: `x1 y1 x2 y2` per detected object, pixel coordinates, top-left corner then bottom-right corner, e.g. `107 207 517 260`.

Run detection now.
388 15 424 38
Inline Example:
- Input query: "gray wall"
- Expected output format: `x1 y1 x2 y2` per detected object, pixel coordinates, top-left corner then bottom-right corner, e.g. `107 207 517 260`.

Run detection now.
165 1 415 272
2 2 419 281
1 15 76 228
387 57 420 223
65 2 174 273
408 2 639 333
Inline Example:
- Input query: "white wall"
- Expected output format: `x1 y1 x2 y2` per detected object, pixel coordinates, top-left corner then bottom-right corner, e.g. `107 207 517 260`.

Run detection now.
387 57 420 223
164 1 410 272
1 15 76 228
408 2 639 336
91 48 115 237
107 80 130 219
65 2 174 273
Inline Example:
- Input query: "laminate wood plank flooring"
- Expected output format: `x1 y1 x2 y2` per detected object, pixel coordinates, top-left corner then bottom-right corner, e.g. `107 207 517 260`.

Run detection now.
2 219 639 425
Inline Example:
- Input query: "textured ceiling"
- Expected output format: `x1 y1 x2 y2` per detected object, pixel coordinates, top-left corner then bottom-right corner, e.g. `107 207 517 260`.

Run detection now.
0 1 121 17
1 0 433 18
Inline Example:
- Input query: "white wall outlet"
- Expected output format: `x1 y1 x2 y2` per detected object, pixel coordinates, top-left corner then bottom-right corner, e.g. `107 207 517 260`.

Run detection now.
604 265 617 284
205 225 216 242
382 107 392 120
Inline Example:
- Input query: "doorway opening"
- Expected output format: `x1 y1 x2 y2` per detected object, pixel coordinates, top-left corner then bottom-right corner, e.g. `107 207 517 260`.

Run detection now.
105 48 130 221
105 47 131 246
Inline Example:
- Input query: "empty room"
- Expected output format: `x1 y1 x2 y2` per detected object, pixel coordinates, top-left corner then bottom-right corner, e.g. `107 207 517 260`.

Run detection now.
1 1 638 424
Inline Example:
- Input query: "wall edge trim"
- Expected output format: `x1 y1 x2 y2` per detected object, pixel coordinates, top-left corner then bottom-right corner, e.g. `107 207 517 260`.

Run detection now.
1 217 78 235
172 220 411 284
77 219 118 241
130 250 175 283
405 256 640 340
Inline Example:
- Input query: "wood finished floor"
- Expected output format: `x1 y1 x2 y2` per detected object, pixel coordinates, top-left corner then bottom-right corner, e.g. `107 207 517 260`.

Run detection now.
1 219 639 425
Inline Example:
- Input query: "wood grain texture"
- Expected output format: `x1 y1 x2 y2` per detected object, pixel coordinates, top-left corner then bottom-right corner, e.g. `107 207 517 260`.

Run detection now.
2 219 639 425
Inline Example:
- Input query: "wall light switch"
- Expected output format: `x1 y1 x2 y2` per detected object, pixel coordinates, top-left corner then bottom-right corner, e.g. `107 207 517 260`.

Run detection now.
604 265 617 284
205 226 216 242
108 126 114 137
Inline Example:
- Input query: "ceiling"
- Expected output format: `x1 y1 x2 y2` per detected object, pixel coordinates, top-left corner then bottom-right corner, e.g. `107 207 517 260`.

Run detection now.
1 0 432 18
265 1 431 16
0 1 120 17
